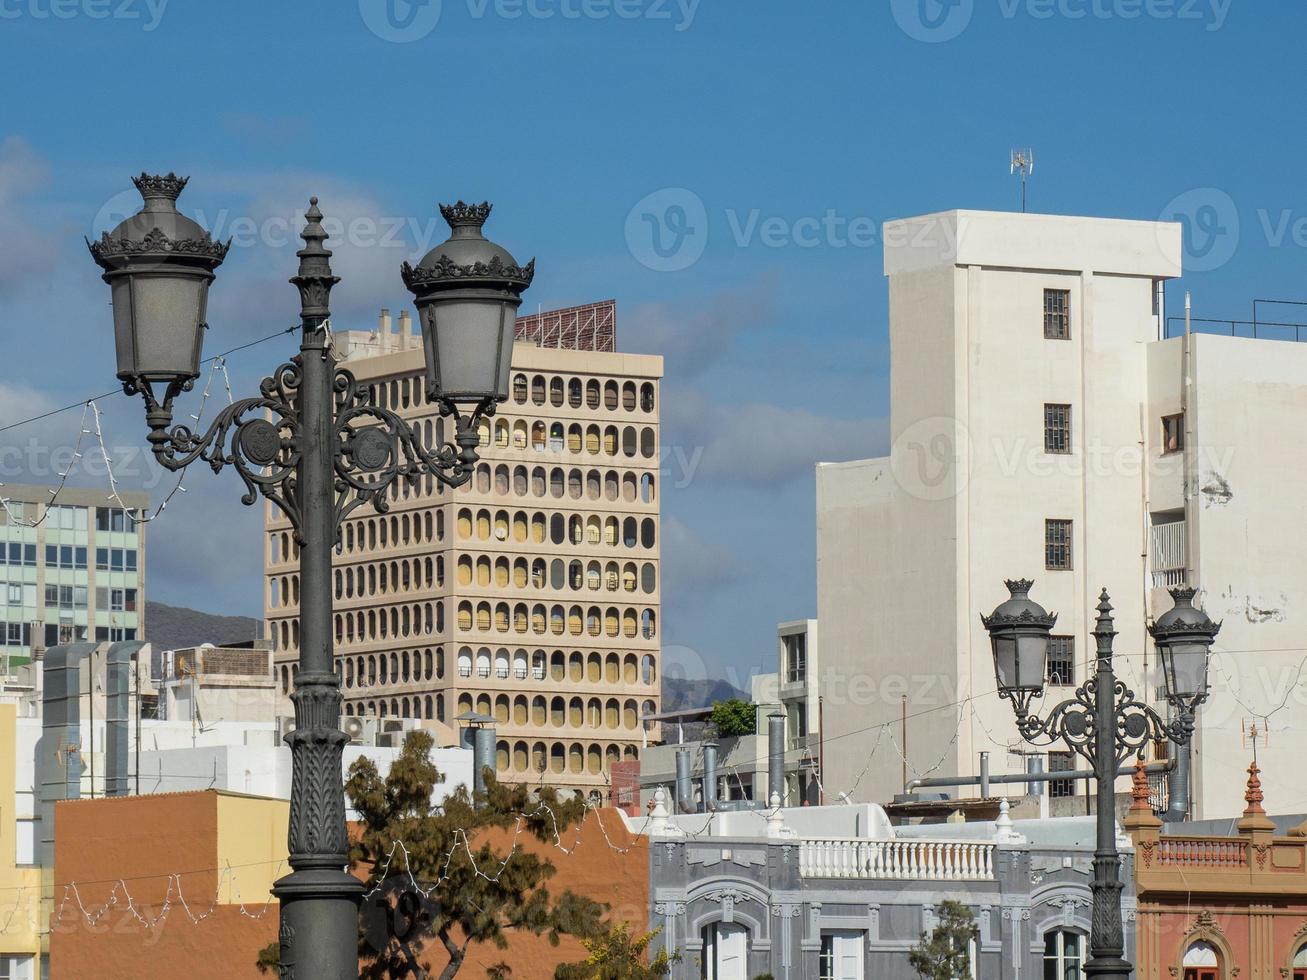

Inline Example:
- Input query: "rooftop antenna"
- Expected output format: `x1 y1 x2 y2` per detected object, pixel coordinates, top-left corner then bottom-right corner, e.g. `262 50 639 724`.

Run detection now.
1242 718 1269 764
1011 149 1034 213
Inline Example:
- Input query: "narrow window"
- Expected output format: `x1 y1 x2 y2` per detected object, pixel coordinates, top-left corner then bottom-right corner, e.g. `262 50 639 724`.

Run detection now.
1044 403 1072 454
1161 413 1184 454
1047 635 1074 686
1045 519 1073 571
1044 288 1071 339
1048 752 1078 800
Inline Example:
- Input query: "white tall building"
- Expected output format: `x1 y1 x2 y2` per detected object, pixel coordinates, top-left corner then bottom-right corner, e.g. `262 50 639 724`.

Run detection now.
817 209 1307 820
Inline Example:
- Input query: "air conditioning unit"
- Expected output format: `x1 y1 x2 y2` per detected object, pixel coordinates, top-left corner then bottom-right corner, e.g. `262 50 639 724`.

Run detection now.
342 716 368 745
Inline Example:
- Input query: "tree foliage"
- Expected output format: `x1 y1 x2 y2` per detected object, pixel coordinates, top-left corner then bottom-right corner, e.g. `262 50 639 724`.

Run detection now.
908 901 978 980
554 923 676 980
708 699 756 737
256 730 608 979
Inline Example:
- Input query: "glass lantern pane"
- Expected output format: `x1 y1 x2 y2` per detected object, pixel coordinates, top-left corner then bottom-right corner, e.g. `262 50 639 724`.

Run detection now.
993 636 1018 691
1018 634 1051 691
427 300 513 401
130 274 207 380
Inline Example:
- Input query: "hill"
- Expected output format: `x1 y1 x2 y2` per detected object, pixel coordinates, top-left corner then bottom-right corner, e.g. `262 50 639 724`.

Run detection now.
143 601 262 651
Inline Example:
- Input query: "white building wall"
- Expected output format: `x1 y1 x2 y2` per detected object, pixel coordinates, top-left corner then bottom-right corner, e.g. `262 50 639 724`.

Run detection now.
819 211 1183 808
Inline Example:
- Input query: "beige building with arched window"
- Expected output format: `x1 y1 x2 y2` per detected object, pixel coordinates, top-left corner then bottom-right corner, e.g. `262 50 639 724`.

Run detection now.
266 301 662 799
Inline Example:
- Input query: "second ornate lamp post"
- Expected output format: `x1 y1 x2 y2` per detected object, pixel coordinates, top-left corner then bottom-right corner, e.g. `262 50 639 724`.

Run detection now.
982 580 1218 980
88 174 534 978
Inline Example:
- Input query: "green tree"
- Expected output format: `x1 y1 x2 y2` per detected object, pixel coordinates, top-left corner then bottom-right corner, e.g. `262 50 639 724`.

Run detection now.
708 699 756 737
256 731 607 979
554 922 676 979
908 901 978 980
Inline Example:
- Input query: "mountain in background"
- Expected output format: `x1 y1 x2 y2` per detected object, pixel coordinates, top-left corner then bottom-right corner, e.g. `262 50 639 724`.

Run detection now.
143 602 261 652
661 677 747 712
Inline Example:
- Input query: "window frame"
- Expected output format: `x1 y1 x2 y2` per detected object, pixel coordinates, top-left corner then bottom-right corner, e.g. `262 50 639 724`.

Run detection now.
1044 403 1072 455
1162 413 1185 455
1044 288 1071 340
1047 635 1075 687
1045 518 1073 571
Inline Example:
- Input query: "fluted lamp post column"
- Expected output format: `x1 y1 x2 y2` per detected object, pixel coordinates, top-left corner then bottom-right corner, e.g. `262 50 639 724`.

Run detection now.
982 580 1213 980
89 176 534 978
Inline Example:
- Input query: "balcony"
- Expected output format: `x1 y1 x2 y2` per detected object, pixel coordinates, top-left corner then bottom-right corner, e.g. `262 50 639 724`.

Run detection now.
1150 520 1187 589
799 838 996 882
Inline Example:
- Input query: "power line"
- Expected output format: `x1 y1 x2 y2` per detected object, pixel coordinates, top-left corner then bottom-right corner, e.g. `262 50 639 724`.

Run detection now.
0 323 300 436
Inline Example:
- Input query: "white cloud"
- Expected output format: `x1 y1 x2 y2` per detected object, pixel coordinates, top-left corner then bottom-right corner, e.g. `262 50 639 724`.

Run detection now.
0 137 57 295
623 273 779 377
662 391 889 488
660 515 743 602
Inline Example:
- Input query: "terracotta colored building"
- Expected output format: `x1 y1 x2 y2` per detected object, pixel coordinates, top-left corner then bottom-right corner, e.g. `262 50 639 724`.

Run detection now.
1127 760 1307 980
49 789 647 979
49 790 286 980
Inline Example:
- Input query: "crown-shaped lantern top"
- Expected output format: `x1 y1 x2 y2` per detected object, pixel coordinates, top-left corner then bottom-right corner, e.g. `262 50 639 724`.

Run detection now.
132 172 189 207
439 200 493 233
981 578 1057 629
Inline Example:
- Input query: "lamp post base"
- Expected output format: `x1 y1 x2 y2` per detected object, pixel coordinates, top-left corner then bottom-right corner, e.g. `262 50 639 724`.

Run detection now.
1084 955 1134 980
272 868 364 980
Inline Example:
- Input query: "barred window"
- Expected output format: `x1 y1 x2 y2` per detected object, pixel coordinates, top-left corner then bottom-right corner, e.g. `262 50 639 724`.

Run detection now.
1049 751 1078 799
1047 635 1074 686
1162 413 1184 454
1044 403 1072 454
1046 519 1073 571
1044 288 1070 339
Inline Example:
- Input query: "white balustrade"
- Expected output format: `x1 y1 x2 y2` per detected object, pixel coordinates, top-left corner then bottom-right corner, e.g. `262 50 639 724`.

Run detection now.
798 838 996 881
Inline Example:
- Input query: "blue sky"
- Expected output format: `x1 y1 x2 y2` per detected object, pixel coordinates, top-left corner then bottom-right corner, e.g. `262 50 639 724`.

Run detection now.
0 0 1301 684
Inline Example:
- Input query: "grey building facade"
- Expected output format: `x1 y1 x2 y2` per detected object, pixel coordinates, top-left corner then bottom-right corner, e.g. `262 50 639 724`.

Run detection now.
645 811 1135 979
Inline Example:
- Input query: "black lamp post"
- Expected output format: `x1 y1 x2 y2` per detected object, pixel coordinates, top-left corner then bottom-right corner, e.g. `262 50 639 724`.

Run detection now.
982 580 1216 980
88 174 534 979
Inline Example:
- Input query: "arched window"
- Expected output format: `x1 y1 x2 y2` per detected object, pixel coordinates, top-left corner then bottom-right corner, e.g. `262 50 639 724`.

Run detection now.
1044 930 1085 980
1183 940 1220 980
1291 943 1307 980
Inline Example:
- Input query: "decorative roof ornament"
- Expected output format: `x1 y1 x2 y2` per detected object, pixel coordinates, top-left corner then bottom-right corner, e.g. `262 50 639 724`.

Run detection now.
1237 756 1275 834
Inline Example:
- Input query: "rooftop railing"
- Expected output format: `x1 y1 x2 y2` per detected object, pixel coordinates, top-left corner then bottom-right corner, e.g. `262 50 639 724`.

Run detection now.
799 838 996 882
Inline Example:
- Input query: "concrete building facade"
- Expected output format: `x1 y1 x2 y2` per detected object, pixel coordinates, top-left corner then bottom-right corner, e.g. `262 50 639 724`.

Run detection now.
817 209 1307 821
639 793 1133 980
267 301 662 799
0 486 147 669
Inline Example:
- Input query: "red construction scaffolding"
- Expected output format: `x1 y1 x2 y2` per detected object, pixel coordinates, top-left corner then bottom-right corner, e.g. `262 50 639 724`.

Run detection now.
515 299 616 352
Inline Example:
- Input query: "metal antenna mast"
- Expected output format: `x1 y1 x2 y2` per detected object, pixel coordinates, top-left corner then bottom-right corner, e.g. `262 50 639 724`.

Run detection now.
1011 149 1034 213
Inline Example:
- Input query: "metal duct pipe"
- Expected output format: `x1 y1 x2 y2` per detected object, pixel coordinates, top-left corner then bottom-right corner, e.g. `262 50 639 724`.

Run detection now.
979 752 990 799
702 742 719 812
767 713 786 805
906 758 1174 794
105 641 147 797
1160 739 1192 822
1026 755 1046 798
473 726 496 800
675 748 694 814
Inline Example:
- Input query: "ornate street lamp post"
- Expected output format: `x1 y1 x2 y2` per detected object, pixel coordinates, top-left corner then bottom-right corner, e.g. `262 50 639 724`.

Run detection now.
88 174 534 978
982 580 1217 980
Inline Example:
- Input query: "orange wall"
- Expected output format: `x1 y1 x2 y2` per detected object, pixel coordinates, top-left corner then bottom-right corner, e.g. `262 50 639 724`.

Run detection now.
50 792 278 980
51 794 648 980
456 808 649 980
